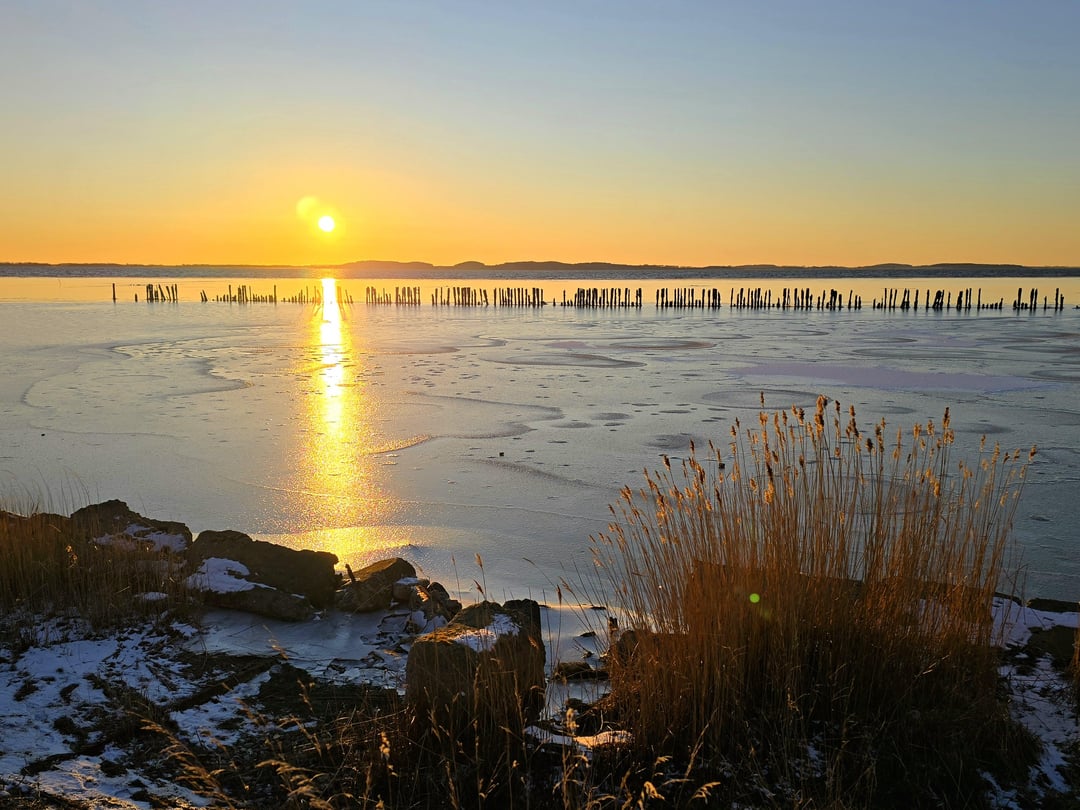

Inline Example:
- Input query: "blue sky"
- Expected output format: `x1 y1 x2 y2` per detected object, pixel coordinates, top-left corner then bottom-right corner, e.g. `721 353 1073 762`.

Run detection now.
2 1 1078 265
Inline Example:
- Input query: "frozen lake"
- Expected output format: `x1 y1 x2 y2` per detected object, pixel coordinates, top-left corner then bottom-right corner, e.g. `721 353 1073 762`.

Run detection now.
1 274 1078 602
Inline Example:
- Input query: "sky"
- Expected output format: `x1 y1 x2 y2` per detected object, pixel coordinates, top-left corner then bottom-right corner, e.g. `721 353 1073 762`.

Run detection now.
1 1 1078 268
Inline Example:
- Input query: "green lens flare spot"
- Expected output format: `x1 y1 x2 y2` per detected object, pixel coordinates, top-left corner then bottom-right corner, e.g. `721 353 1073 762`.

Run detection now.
749 593 761 604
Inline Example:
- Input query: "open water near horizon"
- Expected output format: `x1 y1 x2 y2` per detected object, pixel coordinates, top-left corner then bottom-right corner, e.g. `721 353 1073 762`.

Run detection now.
1 272 1078 602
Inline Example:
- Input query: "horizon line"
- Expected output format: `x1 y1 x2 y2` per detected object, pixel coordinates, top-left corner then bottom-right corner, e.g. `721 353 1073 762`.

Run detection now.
3 259 1080 272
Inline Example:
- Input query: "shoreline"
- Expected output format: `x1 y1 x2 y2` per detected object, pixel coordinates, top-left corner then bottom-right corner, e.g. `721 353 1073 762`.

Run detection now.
2 260 1080 281
0 499 1077 808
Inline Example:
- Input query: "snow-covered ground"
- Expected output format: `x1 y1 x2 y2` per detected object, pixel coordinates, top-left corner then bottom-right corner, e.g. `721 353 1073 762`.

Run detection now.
0 598 1074 807
994 600 1080 802
0 599 608 808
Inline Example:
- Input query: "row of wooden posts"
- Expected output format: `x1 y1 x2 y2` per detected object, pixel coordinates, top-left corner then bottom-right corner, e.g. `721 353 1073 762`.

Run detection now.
281 285 355 304
202 284 278 304
124 283 1069 313
872 287 1068 312
727 287 857 310
129 283 180 303
199 285 356 304
429 286 551 306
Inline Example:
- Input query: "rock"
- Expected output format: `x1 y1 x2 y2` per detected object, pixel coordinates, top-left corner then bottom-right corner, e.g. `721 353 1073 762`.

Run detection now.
187 530 338 608
427 581 451 601
405 599 545 729
610 627 645 666
410 584 435 618
388 578 462 627
392 577 430 605
406 610 429 634
70 500 192 553
1025 624 1077 669
185 557 315 622
1026 597 1079 614
205 582 315 622
0 509 70 539
552 660 607 681
427 581 463 619
563 696 605 736
336 558 416 613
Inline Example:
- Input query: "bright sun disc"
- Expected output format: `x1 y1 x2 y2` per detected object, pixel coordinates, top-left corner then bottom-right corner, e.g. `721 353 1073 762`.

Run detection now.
318 215 336 233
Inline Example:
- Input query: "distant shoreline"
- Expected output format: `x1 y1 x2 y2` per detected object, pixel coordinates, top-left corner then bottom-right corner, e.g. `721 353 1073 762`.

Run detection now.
2 260 1079 281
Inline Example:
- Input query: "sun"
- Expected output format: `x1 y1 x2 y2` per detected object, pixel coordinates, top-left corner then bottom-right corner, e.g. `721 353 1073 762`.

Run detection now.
318 215 336 233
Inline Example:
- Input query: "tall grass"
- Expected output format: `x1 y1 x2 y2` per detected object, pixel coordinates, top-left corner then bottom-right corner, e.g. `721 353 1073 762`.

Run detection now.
590 397 1037 807
0 494 190 639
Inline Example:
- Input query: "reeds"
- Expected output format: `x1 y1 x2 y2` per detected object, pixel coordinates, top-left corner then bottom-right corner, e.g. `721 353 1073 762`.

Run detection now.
0 495 191 639
590 396 1037 806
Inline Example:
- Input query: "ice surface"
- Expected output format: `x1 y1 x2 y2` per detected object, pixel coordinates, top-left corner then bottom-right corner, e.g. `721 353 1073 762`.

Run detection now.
0 284 1078 601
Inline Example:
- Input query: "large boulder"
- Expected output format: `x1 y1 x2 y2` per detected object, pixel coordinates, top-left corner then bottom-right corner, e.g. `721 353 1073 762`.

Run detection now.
405 599 545 730
336 557 416 613
185 557 315 622
187 530 338 608
70 499 192 553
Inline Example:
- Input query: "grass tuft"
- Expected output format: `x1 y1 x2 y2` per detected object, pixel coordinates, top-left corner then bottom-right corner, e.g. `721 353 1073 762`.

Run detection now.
590 397 1036 807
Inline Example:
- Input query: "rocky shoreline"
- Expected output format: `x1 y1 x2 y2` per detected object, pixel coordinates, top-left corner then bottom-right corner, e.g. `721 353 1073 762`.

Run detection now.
0 500 615 806
1 500 1077 807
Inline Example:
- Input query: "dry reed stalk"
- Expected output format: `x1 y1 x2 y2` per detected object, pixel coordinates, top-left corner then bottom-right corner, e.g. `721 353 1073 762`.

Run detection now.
591 397 1035 805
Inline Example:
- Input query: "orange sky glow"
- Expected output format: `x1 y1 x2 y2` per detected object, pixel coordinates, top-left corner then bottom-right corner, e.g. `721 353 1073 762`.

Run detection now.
2 3 1078 268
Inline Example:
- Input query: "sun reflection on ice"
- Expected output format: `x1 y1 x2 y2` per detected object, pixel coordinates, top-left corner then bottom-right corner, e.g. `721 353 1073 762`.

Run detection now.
292 278 402 561
319 277 347 409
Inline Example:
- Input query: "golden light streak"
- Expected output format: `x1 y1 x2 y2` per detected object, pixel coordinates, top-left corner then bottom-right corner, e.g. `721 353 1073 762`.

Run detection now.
291 277 397 559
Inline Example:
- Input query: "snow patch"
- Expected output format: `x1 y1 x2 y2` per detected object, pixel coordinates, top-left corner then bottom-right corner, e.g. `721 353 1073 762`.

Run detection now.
453 612 521 652
525 725 631 756
185 557 259 593
91 522 188 553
